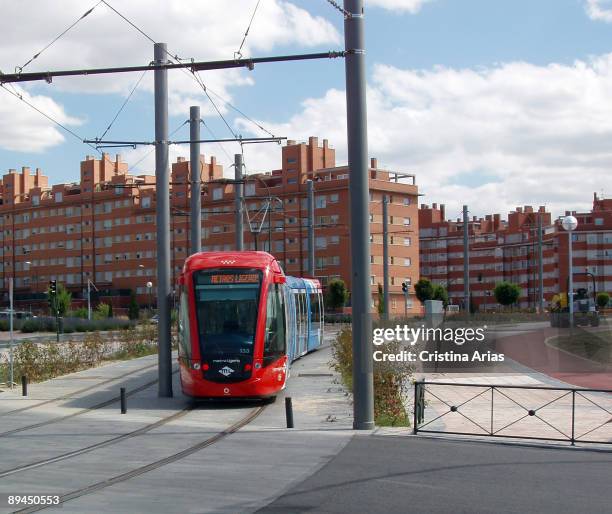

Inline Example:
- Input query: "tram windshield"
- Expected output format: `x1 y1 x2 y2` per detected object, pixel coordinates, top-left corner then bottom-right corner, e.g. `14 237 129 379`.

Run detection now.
193 269 262 356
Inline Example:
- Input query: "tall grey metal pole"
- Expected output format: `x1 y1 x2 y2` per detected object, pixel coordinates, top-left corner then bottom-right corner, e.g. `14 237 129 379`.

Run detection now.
538 214 544 313
463 205 470 313
568 232 574 328
307 179 315 277
87 280 91 321
154 43 172 397
9 277 13 388
344 0 374 430
189 106 201 254
234 154 244 251
382 195 389 320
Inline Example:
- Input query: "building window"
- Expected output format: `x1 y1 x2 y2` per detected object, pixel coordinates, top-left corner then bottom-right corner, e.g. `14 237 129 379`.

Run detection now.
404 237 411 246
404 217 411 226
403 197 411 206
245 183 256 196
404 258 412 266
142 197 151 208
212 188 223 200
54 192 63 203
330 194 339 203
370 275 376 285
287 157 297 164
287 178 297 184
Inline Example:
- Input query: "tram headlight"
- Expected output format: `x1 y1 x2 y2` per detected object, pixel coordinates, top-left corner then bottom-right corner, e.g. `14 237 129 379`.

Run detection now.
193 362 201 370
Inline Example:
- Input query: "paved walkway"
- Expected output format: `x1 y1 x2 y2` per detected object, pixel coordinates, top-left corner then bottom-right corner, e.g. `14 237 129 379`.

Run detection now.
0 329 354 514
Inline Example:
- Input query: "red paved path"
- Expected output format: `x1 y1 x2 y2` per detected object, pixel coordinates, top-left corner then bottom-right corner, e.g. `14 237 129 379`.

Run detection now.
496 327 612 390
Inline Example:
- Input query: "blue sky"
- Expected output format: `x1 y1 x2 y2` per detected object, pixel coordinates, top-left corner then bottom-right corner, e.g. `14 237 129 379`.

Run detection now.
2 0 612 217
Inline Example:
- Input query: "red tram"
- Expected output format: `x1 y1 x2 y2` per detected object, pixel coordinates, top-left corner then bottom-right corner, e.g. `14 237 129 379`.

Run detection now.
177 251 293 399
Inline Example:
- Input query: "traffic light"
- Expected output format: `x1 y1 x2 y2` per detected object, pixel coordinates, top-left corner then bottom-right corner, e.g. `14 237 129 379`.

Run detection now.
402 281 408 294
49 280 57 295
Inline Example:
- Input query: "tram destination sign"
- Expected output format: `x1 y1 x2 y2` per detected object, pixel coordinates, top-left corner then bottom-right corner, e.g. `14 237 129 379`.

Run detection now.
200 272 261 285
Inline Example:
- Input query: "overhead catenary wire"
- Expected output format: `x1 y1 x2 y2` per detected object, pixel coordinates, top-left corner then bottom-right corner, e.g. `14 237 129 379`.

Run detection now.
0 83 100 154
100 0 156 44
324 0 352 18
235 0 261 60
98 69 147 141
16 1 103 74
127 120 189 174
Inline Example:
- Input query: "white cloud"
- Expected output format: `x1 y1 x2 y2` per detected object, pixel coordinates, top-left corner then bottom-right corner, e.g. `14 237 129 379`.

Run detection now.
0 85 81 152
0 0 341 152
238 55 612 218
367 0 436 13
585 0 612 22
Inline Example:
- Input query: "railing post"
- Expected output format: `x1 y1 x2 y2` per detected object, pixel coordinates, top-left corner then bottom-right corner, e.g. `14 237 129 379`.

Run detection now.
571 389 576 446
490 386 494 435
413 380 419 434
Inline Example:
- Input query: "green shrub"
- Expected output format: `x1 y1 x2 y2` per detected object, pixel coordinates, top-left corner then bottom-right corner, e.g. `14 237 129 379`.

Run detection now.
94 303 110 320
68 308 89 319
330 327 412 427
21 319 42 333
0 320 8 331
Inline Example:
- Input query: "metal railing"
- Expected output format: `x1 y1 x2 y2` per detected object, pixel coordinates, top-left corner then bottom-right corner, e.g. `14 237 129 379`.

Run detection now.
413 380 612 446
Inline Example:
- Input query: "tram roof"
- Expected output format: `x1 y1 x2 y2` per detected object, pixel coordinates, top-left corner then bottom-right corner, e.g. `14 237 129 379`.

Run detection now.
183 251 283 273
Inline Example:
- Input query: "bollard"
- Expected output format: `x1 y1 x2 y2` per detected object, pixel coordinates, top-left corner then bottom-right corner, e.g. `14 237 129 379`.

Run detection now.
285 397 294 428
120 387 127 414
21 375 27 397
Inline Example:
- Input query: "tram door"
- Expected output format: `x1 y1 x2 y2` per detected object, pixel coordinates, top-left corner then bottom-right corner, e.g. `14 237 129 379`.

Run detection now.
297 289 308 356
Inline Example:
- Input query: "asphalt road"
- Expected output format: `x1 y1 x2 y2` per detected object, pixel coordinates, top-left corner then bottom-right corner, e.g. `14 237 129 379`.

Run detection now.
258 435 612 514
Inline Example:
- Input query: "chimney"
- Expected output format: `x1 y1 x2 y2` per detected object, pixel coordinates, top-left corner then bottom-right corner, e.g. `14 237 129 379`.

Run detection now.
370 157 378 169
432 203 437 210
440 204 445 219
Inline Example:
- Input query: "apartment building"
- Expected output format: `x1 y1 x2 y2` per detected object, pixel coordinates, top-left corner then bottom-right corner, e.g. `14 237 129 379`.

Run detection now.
419 194 612 311
1 137 421 315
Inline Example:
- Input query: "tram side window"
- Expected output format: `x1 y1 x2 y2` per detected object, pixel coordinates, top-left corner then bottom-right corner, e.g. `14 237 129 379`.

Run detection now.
310 292 320 323
264 284 286 366
178 287 191 360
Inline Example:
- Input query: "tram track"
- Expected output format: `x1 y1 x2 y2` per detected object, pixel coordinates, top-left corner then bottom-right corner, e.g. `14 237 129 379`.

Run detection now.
0 369 178 438
0 404 193 478
13 405 266 513
0 362 158 417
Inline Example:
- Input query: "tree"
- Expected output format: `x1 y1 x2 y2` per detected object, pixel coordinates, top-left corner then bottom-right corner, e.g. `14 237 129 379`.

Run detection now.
128 291 140 320
493 282 521 309
432 284 449 308
377 283 385 316
48 283 71 317
414 278 434 304
325 279 349 311
596 292 610 309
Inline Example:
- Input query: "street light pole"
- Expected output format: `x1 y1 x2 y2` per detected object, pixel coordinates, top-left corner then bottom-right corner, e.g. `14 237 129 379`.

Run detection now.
562 215 578 328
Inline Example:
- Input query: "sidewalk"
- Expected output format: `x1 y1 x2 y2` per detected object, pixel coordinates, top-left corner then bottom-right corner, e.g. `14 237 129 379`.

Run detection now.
0 333 355 514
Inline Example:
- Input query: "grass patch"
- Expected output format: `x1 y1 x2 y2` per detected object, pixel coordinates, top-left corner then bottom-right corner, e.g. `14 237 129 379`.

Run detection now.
330 327 413 427
0 325 159 385
548 329 612 365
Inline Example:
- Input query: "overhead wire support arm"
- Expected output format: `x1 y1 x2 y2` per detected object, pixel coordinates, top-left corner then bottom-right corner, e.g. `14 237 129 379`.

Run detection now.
83 136 286 148
1 51 346 84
